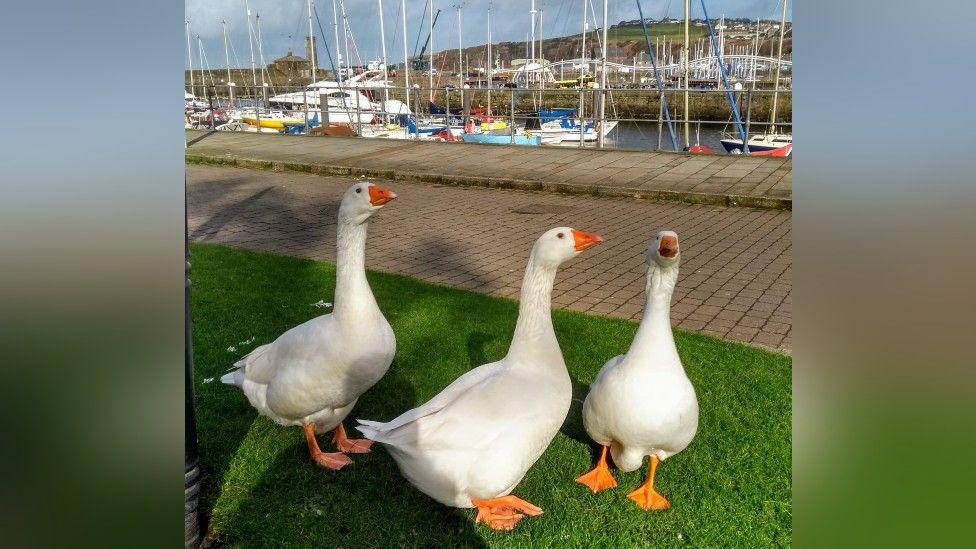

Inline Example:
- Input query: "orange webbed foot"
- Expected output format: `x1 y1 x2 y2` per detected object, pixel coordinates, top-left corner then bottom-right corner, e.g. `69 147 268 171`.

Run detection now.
627 455 670 510
575 445 618 493
333 423 374 454
627 484 670 510
471 495 543 531
303 423 354 470
312 451 354 470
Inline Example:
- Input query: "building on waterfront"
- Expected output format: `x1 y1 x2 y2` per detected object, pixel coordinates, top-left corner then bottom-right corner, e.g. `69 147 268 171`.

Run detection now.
267 50 310 81
304 36 319 72
265 36 319 82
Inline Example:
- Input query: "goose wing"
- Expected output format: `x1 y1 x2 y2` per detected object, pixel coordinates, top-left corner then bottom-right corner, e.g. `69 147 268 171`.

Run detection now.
221 314 334 386
356 360 505 441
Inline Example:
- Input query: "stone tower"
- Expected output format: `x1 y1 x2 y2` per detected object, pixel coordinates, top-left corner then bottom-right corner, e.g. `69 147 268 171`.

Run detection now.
305 36 318 69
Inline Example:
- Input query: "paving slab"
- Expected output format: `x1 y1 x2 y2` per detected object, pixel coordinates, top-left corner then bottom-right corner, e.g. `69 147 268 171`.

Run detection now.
185 129 791 209
187 164 792 353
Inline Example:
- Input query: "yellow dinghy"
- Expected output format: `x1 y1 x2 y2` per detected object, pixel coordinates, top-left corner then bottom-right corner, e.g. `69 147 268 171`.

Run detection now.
480 120 507 131
242 116 305 129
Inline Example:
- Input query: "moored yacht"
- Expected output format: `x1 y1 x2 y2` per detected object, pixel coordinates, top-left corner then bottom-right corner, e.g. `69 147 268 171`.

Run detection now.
268 70 410 126
720 132 793 153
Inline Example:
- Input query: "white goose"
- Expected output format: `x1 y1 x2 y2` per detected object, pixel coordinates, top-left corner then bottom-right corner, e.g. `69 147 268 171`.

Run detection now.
221 181 398 470
356 227 603 530
575 231 698 510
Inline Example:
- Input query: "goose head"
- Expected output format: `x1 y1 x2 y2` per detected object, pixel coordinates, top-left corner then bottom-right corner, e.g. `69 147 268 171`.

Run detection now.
532 227 604 267
338 181 397 225
648 230 680 268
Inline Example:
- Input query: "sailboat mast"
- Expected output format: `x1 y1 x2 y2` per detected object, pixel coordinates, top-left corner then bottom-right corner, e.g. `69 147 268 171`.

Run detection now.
222 21 234 106
683 0 690 147
401 0 410 113
751 17 759 88
333 0 342 80
196 34 206 98
186 20 195 96
770 0 788 134
429 0 434 101
457 5 463 87
581 0 587 77
256 13 269 102
487 2 492 115
340 0 351 85
716 14 724 88
579 0 587 147
378 0 389 110
538 7 544 92
308 0 317 83
530 0 536 70
244 1 258 99
597 0 608 148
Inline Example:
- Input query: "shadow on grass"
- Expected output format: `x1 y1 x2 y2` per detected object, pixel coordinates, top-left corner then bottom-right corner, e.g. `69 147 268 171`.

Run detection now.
218 440 489 547
466 332 494 368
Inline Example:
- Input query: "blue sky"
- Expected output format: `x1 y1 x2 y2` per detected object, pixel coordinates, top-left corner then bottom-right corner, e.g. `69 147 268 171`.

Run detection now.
185 0 792 69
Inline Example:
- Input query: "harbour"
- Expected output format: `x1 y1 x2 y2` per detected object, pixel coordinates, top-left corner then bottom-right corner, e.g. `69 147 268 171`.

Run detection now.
185 0 791 155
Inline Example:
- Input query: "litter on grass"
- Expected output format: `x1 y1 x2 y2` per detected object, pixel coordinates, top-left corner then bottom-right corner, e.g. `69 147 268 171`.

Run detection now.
311 300 333 309
227 346 237 352
202 377 215 384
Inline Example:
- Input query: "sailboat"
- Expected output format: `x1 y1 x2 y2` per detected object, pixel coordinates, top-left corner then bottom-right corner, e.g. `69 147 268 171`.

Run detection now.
720 0 792 154
720 133 792 153
524 108 617 144
268 70 410 126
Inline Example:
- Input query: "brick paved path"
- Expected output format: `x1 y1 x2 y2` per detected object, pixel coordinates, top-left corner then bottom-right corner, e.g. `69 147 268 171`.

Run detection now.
187 164 792 352
186 129 792 209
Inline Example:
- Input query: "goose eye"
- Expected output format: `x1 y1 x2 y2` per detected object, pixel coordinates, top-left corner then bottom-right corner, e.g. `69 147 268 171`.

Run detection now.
355 187 362 194
557 232 564 239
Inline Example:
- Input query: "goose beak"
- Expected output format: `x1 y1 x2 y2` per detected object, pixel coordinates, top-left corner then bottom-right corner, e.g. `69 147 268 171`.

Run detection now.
659 235 679 258
572 229 604 252
369 186 397 206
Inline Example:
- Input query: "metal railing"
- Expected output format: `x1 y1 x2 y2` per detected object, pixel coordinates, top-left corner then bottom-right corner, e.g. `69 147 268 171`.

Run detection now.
185 82 791 152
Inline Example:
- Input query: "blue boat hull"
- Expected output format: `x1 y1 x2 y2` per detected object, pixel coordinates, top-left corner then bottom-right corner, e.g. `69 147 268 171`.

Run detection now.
461 134 541 146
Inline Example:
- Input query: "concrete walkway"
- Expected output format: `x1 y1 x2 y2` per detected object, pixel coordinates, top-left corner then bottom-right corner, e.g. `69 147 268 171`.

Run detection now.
187 164 791 353
185 129 792 209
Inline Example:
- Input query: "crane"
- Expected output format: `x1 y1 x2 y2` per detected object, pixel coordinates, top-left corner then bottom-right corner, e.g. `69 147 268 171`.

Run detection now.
411 7 442 70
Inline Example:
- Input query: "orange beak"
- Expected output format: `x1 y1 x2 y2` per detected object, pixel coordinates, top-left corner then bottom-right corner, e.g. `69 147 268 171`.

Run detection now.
659 235 679 258
572 229 604 251
368 185 397 206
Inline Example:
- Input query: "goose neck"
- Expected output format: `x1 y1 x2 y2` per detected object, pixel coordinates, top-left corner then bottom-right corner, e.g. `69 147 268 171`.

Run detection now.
334 219 378 321
508 257 560 362
627 263 681 364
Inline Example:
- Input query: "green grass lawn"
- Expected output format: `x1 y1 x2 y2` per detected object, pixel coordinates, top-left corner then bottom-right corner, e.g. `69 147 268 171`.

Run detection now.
191 243 791 547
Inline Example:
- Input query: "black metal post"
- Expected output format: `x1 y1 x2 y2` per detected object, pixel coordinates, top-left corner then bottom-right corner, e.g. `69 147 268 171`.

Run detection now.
185 181 202 548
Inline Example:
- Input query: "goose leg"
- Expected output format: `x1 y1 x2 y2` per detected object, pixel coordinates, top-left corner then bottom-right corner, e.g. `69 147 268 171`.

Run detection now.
303 423 353 470
471 495 544 531
332 422 374 454
626 455 670 510
575 445 618 493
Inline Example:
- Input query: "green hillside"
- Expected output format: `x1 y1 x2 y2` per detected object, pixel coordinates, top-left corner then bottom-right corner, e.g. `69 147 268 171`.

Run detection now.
606 22 711 42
